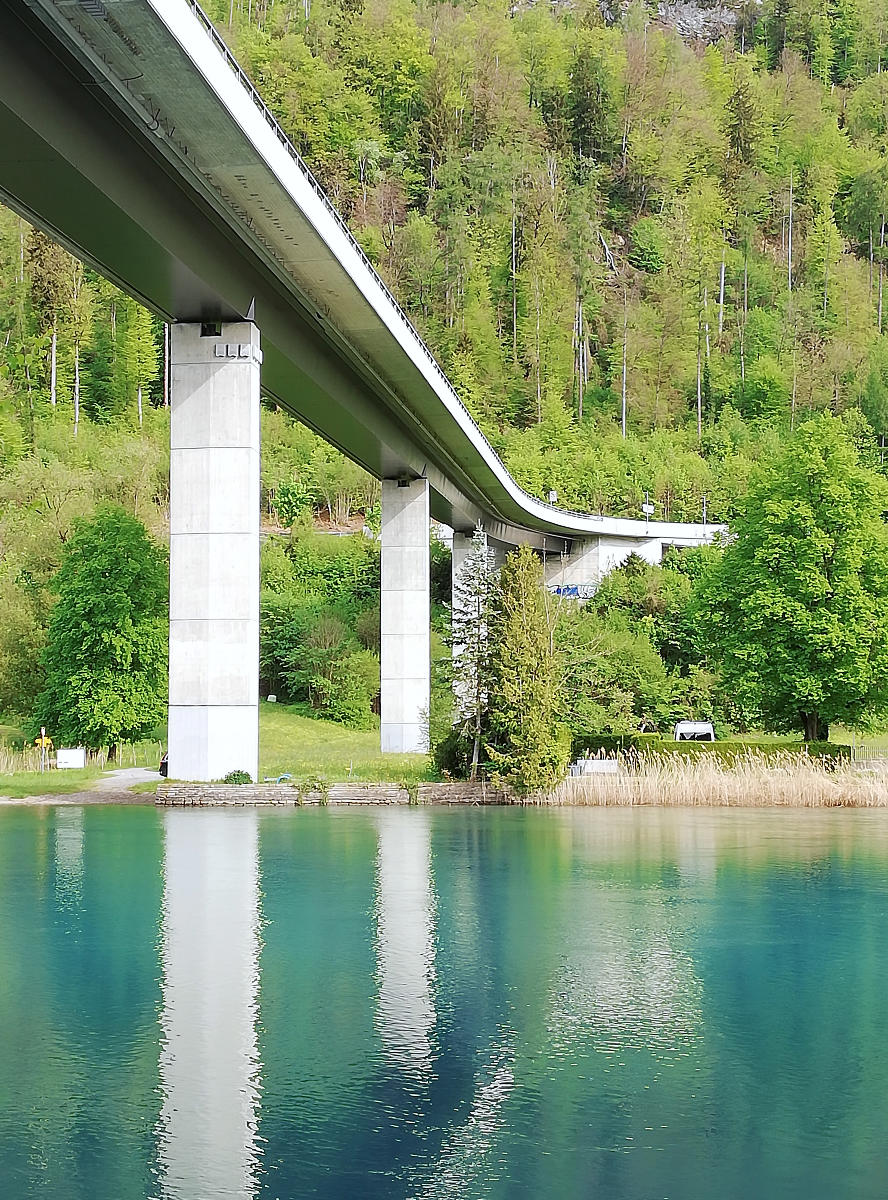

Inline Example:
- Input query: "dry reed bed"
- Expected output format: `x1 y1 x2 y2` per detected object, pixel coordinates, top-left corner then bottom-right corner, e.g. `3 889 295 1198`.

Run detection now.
551 752 888 807
0 747 44 774
0 742 163 775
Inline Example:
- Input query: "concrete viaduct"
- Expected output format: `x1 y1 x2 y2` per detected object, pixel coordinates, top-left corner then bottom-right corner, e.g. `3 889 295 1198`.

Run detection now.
0 0 722 779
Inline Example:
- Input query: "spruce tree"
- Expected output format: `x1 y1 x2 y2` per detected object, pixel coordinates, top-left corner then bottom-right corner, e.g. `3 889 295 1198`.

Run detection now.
485 546 570 795
450 527 496 780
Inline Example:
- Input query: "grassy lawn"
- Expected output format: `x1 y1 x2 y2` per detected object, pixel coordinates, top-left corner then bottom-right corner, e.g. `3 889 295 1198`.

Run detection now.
832 728 888 750
1 703 433 793
129 780 164 794
4 707 887 798
729 728 888 750
258 702 434 783
0 768 104 799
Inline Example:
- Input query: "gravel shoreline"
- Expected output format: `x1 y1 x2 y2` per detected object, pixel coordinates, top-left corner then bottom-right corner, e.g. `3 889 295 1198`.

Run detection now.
0 790 155 805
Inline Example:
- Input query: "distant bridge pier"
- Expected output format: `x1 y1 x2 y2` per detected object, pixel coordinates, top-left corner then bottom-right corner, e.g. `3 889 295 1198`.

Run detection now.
451 528 506 632
451 529 483 608
545 533 665 598
451 529 507 583
168 322 261 782
381 478 430 753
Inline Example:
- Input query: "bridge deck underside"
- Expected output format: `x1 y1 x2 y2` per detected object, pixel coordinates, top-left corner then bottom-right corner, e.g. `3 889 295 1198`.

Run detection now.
0 0 717 556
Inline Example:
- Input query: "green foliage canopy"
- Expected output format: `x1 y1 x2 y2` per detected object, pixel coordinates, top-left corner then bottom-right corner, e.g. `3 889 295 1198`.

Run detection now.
698 413 888 740
35 506 168 750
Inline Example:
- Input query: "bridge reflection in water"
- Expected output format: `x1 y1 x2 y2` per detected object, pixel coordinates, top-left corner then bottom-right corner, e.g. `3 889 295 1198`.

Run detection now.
151 807 705 1197
23 806 886 1200
156 810 263 1199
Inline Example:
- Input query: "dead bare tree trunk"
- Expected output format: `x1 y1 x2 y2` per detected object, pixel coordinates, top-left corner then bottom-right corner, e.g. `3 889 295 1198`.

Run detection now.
73 343 80 437
696 321 703 439
621 290 628 438
787 167 794 296
511 184 518 364
880 217 886 333
823 224 831 316
50 320 57 407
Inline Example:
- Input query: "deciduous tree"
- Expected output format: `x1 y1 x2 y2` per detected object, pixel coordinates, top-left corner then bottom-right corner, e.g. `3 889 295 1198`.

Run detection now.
698 413 888 740
35 506 168 755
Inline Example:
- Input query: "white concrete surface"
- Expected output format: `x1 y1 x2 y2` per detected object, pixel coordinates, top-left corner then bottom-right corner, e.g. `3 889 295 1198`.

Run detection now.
381 478 430 753
168 322 260 782
545 533 665 597
451 530 474 583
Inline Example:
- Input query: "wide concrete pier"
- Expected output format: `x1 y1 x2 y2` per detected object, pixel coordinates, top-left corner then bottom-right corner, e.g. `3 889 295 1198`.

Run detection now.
168 322 261 782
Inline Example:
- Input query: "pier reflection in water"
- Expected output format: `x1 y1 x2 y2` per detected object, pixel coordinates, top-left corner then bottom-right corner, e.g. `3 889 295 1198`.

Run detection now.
53 805 84 910
373 808 437 1074
156 809 263 1199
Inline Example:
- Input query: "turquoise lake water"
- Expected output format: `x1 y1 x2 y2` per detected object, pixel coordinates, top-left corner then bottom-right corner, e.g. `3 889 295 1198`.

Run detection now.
1 804 888 1199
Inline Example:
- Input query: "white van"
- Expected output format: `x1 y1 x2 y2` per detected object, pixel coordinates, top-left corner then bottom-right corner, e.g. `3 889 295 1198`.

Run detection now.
674 721 715 742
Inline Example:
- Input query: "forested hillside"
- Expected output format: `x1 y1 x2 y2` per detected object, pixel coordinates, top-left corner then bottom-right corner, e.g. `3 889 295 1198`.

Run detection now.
210 0 888 517
3 0 888 519
2 0 888 739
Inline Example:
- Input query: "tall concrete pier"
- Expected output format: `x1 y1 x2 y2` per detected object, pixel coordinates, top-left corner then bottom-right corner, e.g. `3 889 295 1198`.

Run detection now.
380 479 430 753
168 323 261 782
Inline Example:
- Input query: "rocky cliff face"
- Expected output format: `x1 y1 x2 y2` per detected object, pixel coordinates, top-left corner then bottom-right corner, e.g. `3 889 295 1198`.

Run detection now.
597 0 748 45
656 1 740 42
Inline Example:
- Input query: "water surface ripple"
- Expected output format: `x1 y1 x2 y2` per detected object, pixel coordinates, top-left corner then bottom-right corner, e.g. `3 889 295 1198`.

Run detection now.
1 805 888 1199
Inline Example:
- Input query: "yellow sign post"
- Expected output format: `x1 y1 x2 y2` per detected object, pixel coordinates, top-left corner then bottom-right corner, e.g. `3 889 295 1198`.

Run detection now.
34 727 53 772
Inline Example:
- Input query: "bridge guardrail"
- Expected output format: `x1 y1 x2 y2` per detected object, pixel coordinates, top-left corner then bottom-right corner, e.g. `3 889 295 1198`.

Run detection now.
181 0 700 530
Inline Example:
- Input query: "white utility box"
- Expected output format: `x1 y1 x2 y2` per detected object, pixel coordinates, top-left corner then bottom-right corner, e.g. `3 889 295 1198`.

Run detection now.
56 747 86 769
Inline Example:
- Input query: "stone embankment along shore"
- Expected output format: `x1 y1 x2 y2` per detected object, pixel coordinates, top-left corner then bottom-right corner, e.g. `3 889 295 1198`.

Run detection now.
156 782 511 806
157 758 888 808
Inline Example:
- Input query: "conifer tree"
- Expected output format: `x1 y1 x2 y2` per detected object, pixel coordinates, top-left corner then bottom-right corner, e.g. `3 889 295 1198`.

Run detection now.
450 527 496 780
485 546 570 795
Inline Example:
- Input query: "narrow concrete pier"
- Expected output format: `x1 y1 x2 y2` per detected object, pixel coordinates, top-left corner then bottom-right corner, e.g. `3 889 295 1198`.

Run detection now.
380 478 430 753
168 322 261 782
